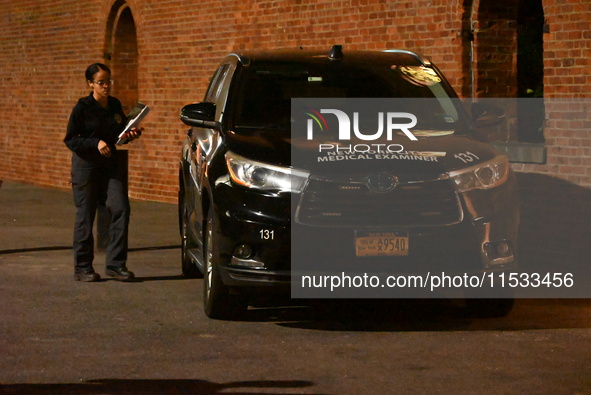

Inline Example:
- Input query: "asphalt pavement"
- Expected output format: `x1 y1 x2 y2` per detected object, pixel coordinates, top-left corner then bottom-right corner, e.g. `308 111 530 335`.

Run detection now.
1 181 591 395
0 181 179 261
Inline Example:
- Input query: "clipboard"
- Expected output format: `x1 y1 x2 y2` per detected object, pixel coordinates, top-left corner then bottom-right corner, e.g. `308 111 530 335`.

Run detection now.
116 102 150 145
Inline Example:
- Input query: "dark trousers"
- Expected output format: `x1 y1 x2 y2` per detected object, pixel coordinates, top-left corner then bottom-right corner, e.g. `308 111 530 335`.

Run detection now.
71 153 130 272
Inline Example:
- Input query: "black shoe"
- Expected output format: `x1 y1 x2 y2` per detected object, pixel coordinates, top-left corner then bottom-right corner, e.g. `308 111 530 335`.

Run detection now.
106 266 135 281
74 270 101 282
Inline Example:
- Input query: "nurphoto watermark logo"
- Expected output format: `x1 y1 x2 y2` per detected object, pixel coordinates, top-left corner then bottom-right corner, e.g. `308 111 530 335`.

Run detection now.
305 108 418 142
292 99 444 163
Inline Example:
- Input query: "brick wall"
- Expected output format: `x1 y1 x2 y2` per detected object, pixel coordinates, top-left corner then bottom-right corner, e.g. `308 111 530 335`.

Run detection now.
0 0 467 203
1 0 104 193
0 0 589 203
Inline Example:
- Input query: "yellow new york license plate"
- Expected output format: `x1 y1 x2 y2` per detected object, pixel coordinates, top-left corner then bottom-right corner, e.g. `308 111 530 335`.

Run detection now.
355 231 409 257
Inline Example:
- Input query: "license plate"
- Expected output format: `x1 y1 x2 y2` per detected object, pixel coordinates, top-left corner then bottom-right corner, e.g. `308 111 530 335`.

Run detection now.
355 231 409 257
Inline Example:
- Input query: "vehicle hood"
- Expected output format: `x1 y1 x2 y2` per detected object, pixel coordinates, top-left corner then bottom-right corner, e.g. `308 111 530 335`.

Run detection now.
225 127 500 181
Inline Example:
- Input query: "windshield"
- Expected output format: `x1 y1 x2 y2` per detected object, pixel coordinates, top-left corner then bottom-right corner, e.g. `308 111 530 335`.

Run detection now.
232 60 462 132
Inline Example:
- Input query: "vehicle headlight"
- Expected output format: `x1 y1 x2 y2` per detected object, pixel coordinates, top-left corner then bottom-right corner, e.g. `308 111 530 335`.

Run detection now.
448 155 509 192
225 151 309 193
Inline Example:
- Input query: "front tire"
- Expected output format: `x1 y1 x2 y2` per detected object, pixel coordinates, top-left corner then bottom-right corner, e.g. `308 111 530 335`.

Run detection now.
203 210 247 320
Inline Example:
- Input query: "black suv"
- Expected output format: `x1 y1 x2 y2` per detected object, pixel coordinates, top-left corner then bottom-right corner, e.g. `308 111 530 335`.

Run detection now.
178 46 519 319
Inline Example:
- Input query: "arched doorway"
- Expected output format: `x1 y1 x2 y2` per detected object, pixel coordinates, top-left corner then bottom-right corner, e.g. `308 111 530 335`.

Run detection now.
473 0 519 98
470 0 545 144
518 0 544 100
105 1 138 113
517 0 545 143
97 0 139 249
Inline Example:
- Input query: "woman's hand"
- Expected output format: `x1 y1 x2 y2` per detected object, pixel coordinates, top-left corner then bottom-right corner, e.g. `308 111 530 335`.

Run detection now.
125 127 144 142
98 140 112 157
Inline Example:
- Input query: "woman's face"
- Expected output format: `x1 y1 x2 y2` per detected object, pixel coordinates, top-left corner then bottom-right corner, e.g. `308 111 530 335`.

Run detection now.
88 68 112 101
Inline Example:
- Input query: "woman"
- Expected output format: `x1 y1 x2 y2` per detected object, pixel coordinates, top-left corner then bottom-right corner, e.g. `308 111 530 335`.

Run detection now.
64 63 142 282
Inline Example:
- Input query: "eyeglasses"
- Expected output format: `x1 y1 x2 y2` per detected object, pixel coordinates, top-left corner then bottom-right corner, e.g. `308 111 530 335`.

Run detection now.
92 79 114 86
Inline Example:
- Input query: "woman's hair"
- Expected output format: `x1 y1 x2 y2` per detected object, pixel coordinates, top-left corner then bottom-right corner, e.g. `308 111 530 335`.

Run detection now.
85 63 111 81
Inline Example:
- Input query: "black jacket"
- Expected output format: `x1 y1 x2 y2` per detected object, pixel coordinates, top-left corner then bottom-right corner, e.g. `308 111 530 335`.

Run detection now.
65 93 127 168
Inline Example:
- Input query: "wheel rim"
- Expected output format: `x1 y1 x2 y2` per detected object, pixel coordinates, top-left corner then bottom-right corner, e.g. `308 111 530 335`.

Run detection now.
181 219 188 261
204 219 213 303
180 195 189 263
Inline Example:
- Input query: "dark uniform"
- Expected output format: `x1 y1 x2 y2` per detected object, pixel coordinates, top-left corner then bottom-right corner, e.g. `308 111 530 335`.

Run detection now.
64 93 130 275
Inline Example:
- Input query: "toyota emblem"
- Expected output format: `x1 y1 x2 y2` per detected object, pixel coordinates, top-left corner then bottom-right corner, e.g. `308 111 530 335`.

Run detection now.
366 172 399 193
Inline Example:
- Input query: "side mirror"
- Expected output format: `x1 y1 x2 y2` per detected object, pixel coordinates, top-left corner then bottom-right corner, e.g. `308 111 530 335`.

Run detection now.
180 102 220 129
471 102 505 127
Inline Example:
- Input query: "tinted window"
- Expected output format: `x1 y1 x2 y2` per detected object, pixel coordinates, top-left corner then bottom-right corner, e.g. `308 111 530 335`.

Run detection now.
232 61 459 130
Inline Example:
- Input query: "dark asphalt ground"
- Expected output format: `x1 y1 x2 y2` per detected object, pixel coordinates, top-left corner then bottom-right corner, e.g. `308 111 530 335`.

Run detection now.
1 181 590 394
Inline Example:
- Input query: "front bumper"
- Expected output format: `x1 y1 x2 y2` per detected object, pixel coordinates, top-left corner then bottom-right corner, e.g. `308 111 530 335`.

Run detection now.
210 168 519 290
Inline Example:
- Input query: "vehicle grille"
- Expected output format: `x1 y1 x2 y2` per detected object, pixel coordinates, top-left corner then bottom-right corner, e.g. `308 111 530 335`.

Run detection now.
296 178 462 227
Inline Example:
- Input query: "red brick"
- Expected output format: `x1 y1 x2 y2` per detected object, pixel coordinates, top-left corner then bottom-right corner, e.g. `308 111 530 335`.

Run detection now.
1 0 590 200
